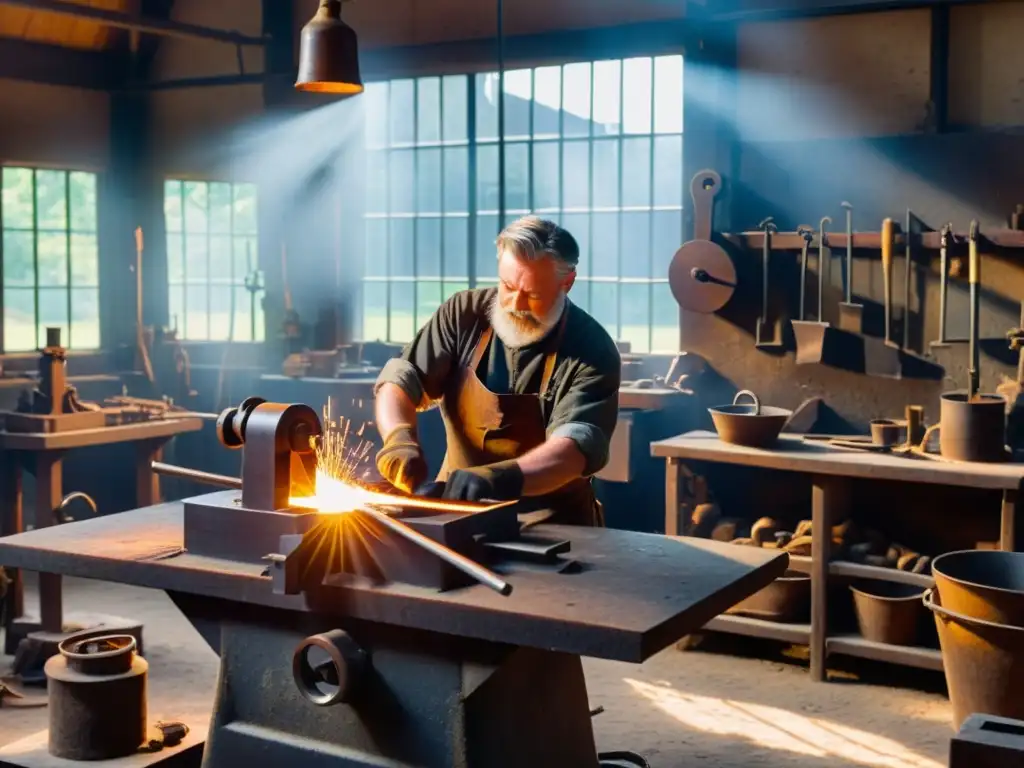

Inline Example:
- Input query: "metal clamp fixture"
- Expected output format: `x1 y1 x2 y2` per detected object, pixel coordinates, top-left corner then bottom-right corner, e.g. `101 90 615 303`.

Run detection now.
216 397 323 511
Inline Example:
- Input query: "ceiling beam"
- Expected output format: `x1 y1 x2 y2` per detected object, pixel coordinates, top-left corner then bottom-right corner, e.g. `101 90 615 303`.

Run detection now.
0 0 268 46
133 0 177 82
700 0 980 21
131 19 691 90
0 37 119 90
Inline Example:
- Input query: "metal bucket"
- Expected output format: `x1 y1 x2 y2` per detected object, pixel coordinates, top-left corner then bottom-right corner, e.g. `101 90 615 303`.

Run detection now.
932 550 1024 627
708 390 792 448
924 588 1024 729
932 392 1008 462
728 569 811 623
850 581 927 646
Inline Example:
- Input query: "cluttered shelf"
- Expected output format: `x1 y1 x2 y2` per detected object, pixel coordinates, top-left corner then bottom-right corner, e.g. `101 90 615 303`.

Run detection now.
656 425 1018 681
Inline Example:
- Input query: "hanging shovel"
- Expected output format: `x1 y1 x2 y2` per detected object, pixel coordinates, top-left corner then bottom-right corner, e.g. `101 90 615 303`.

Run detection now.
792 217 835 364
881 217 898 348
755 217 783 349
837 202 864 333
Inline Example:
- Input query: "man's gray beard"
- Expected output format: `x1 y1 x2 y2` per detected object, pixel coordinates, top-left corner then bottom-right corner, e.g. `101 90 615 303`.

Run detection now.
489 291 566 349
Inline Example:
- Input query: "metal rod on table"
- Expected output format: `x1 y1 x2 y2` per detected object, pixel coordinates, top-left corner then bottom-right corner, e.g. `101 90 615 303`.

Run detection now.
151 461 242 489
169 411 220 420
364 504 513 597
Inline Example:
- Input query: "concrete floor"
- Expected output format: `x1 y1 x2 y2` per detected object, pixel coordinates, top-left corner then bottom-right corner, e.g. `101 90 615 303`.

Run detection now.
2 576 953 768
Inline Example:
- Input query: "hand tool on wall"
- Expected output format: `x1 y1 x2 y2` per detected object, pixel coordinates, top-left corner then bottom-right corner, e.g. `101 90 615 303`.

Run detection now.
881 217 896 347
792 221 834 365
797 226 813 323
755 217 782 349
930 223 965 349
134 228 155 386
903 210 915 350
968 220 981 400
817 216 832 325
837 202 864 333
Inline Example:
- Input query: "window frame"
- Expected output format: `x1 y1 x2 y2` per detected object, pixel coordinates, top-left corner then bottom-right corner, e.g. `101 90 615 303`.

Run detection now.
359 52 685 352
163 176 264 344
0 163 102 353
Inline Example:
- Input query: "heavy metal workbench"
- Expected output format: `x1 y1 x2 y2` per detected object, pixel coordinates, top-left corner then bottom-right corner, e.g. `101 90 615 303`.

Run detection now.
652 430 1024 681
0 501 786 767
0 418 203 654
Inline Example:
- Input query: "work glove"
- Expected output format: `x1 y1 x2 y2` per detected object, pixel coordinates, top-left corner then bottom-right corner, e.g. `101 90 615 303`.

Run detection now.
442 460 524 502
375 424 428 494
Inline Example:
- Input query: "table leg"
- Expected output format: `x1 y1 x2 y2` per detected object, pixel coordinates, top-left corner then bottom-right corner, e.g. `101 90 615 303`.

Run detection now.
1 454 25 651
136 440 165 508
1000 489 1020 552
34 453 64 633
810 475 851 683
664 458 681 536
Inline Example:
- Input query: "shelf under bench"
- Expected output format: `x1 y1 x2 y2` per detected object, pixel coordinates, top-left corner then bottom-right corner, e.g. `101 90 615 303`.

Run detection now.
655 431 1022 682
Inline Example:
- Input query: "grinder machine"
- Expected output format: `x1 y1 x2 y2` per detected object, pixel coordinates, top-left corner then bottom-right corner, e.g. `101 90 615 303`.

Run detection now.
0 397 787 768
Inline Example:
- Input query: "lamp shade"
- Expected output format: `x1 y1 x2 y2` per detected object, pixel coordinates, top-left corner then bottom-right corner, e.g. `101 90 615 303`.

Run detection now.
295 0 363 95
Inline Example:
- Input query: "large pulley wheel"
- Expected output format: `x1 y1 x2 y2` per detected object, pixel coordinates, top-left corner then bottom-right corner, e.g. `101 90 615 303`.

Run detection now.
668 168 737 314
668 240 736 314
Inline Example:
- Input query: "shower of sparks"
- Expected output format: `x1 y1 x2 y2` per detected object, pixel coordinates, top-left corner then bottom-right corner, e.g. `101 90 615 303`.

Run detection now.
288 400 487 515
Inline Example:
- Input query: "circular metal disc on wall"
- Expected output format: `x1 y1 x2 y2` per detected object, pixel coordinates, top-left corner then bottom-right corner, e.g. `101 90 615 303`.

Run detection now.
668 240 737 314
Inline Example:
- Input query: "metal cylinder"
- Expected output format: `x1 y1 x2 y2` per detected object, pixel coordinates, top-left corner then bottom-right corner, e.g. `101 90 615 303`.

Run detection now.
45 634 148 760
293 629 367 706
939 392 1007 462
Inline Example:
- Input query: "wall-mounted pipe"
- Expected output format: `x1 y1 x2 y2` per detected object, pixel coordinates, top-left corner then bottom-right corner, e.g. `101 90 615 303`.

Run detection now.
0 0 269 46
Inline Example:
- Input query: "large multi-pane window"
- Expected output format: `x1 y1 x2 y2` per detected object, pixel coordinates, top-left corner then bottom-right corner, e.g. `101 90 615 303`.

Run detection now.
361 55 684 352
1 167 100 351
164 180 264 341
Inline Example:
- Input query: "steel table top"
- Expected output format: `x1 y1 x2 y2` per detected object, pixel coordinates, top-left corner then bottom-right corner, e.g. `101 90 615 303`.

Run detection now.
0 502 786 663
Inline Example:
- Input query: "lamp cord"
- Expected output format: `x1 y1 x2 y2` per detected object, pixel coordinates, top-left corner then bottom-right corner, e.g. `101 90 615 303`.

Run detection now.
497 0 505 227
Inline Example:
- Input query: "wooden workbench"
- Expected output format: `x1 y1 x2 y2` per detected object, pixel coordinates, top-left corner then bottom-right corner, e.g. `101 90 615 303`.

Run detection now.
0 418 203 653
651 430 1024 682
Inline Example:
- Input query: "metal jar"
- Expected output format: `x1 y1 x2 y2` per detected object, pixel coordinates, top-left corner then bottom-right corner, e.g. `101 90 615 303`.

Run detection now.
850 581 929 646
932 550 1024 628
45 633 148 760
924 588 1024 730
936 392 1008 462
727 569 811 623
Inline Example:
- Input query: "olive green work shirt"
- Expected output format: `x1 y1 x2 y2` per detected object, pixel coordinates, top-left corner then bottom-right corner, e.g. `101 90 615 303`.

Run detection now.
374 287 621 477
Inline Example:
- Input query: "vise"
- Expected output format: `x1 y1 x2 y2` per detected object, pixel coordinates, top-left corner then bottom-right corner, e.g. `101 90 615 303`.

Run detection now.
182 397 323 564
0 397 788 768
179 398 533 595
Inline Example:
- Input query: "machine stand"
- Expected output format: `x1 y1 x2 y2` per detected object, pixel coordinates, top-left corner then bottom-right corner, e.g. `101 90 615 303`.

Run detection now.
171 594 600 768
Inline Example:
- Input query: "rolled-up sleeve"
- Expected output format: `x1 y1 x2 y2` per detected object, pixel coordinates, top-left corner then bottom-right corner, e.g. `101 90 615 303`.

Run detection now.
373 296 459 409
547 363 620 477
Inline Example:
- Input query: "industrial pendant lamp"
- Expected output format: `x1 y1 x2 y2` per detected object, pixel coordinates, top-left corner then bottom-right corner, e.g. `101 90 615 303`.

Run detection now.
295 0 363 95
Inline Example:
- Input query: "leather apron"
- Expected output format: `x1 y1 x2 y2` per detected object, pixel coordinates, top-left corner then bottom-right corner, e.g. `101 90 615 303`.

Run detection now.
436 312 604 527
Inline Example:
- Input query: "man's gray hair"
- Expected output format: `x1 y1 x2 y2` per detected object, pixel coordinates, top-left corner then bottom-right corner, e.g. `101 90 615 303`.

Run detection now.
496 216 579 276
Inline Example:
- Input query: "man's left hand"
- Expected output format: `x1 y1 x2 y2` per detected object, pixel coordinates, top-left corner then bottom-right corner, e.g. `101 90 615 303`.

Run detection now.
442 461 524 502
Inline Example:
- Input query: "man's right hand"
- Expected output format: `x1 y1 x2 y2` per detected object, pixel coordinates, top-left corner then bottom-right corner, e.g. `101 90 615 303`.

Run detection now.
375 424 428 494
